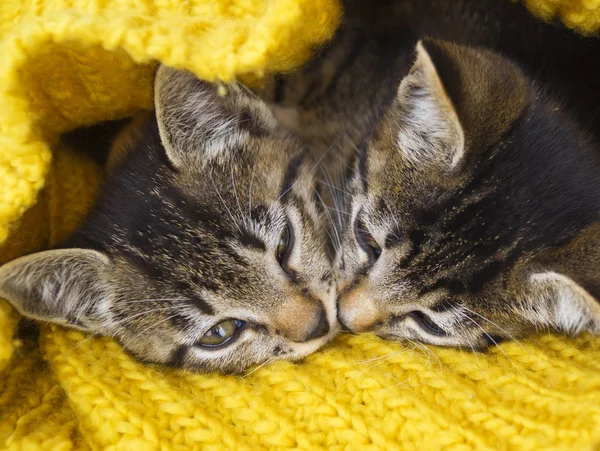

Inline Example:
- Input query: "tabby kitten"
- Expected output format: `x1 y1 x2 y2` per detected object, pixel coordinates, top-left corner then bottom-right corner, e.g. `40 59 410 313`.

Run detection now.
0 66 337 373
336 38 600 348
264 0 600 349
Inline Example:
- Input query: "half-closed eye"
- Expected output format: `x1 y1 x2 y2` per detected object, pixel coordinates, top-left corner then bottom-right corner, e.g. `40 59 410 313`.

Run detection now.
354 216 382 265
405 311 448 337
276 222 296 278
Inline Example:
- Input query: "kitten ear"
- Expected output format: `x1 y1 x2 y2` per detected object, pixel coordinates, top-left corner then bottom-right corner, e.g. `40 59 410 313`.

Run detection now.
154 65 276 168
527 271 600 335
0 249 113 331
396 39 527 169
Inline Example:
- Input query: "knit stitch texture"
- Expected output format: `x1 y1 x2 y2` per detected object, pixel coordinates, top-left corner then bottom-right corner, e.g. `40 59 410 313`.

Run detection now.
0 1 599 450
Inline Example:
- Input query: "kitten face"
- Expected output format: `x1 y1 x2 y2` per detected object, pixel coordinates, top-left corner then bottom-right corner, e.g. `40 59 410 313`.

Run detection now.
337 40 600 349
0 66 337 373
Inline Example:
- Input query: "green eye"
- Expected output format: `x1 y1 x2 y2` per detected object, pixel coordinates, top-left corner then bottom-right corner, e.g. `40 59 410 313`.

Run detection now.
277 225 291 262
197 319 245 347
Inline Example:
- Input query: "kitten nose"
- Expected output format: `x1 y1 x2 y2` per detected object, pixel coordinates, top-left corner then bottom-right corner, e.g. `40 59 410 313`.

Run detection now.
337 287 381 333
306 308 329 341
272 296 330 342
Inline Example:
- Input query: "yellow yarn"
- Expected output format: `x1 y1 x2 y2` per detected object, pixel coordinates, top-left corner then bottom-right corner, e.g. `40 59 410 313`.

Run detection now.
0 0 598 449
523 0 600 33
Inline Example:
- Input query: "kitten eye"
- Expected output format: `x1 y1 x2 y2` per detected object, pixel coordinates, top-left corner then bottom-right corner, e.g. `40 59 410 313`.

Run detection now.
406 311 447 337
354 218 382 263
277 226 290 260
197 319 245 347
276 224 294 268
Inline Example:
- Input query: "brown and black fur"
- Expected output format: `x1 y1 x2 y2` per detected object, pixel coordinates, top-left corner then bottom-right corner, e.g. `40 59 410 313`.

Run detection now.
0 67 338 373
264 0 600 148
263 0 600 347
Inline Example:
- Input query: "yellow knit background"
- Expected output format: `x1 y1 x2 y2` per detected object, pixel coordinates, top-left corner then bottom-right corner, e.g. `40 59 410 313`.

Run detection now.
0 0 598 449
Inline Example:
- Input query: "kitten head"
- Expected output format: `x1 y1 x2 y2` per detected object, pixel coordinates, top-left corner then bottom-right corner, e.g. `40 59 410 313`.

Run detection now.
0 66 337 373
337 39 600 349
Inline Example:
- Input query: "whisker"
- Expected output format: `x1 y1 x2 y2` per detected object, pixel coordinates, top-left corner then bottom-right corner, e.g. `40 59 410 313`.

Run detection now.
230 160 244 221
451 321 483 369
248 162 257 217
349 348 412 378
355 348 408 364
125 307 176 321
411 339 443 374
463 316 517 368
314 188 342 253
460 306 526 349
241 357 275 378
379 373 423 394
133 312 188 341
208 171 241 232
125 297 192 303
276 140 337 204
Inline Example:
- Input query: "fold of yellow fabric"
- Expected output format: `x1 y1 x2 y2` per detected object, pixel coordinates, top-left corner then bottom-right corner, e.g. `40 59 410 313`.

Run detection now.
0 0 598 449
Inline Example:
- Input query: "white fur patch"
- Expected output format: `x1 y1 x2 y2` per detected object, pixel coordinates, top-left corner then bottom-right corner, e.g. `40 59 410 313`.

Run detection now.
526 271 600 334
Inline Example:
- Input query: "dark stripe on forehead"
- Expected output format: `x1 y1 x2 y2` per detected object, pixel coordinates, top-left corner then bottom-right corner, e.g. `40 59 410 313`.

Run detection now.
418 248 522 298
121 251 164 281
419 278 467 297
413 206 439 227
250 204 270 222
159 185 222 225
388 229 426 268
174 281 216 315
189 272 220 293
467 260 505 293
188 297 215 315
280 155 304 200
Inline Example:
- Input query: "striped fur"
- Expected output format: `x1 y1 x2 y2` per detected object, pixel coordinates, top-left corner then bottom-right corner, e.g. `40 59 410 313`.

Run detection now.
262 0 600 349
0 66 338 373
335 37 600 349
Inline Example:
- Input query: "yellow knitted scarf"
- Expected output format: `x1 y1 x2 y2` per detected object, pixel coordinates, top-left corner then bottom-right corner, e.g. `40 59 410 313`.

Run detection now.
0 1 599 449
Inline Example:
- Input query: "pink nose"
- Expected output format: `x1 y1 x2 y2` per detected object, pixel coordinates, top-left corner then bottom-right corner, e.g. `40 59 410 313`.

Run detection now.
337 286 382 333
272 295 330 342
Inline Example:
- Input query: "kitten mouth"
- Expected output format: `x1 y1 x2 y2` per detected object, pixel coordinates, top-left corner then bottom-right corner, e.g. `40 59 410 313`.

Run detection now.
404 311 448 337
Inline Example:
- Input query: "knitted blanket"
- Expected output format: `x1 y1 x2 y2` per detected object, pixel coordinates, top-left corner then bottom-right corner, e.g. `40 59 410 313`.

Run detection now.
0 1 599 449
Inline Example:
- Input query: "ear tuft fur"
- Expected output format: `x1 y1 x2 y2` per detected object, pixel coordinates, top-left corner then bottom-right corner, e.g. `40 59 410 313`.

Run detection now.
154 66 276 168
396 40 465 169
395 39 528 170
0 249 113 331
